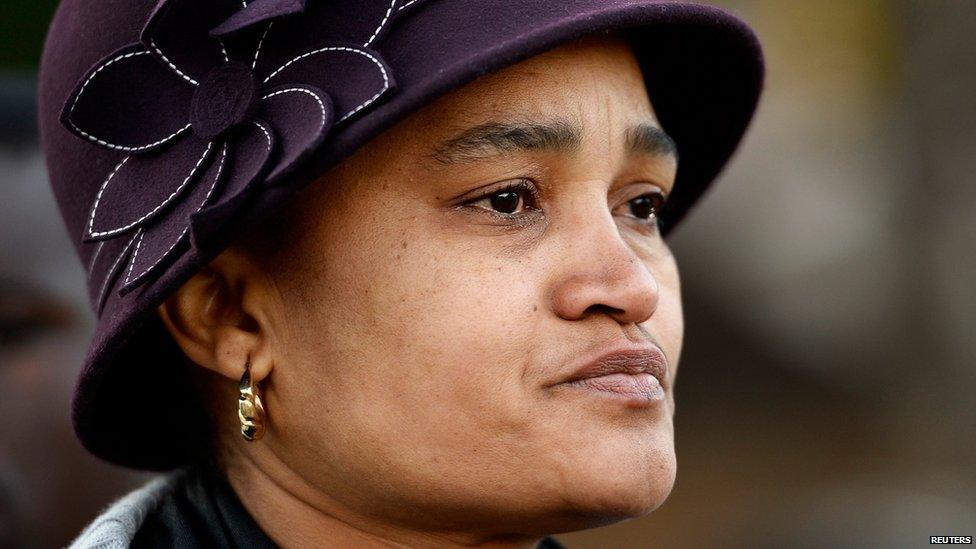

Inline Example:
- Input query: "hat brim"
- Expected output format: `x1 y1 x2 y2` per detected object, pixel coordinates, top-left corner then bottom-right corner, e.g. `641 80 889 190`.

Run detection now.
69 0 764 470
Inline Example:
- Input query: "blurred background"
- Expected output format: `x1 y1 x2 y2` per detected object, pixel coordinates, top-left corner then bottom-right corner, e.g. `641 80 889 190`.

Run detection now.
1 0 973 547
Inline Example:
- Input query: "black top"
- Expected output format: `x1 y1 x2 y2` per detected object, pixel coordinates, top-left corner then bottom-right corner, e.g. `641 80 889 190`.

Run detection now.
131 457 276 548
131 457 566 548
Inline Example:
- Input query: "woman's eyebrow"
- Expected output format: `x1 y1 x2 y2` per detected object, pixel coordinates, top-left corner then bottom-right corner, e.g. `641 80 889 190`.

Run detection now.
626 122 678 161
430 117 581 165
430 117 677 165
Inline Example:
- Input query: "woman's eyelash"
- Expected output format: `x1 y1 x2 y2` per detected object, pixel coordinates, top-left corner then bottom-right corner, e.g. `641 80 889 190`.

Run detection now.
621 191 667 223
462 180 667 229
465 179 539 216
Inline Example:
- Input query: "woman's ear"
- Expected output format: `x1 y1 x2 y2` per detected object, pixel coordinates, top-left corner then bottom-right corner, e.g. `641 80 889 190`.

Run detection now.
157 247 274 384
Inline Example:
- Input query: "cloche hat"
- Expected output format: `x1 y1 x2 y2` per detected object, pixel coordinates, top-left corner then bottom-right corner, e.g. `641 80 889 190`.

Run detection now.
38 0 764 470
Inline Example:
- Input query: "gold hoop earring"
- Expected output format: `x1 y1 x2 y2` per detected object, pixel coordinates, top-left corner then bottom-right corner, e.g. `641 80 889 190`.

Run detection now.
238 356 266 441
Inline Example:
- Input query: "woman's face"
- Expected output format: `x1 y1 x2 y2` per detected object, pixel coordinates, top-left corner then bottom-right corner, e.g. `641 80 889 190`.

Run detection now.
225 35 681 535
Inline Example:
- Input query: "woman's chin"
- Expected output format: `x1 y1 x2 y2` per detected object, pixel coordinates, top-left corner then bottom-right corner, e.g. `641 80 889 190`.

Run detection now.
474 462 677 539
506 435 678 535
519 469 676 536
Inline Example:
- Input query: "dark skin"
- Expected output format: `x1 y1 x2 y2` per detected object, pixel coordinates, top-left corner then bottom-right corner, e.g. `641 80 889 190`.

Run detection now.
159 35 682 548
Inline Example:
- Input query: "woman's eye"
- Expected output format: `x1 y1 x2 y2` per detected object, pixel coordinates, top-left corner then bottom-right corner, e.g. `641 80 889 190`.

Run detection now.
618 191 667 223
462 182 665 228
467 181 538 216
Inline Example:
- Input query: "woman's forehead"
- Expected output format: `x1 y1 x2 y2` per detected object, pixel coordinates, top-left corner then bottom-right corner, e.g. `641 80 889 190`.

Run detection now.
433 35 653 123
365 35 660 169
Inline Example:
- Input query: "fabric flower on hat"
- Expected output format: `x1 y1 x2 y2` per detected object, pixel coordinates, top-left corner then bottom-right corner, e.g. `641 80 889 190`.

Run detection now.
60 0 397 311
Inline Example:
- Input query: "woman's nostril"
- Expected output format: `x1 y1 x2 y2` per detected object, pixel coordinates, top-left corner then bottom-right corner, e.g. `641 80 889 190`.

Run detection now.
584 303 625 319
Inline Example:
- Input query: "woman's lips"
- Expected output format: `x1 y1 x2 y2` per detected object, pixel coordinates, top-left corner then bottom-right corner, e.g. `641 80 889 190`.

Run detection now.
563 372 665 405
548 345 669 406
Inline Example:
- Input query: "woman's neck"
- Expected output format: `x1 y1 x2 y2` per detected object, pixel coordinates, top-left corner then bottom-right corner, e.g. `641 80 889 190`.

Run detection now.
221 449 546 549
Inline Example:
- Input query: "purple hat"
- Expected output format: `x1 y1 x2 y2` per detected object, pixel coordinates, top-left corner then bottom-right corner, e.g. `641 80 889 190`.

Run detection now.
38 0 764 470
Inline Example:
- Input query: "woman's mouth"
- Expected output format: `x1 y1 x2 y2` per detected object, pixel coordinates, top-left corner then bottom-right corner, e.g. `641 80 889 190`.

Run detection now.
546 345 669 408
562 372 665 406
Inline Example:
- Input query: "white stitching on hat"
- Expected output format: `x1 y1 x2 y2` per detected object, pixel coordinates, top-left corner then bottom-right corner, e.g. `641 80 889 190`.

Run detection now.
123 143 229 288
397 0 423 12
364 0 397 47
261 86 327 129
68 120 189 153
95 231 139 312
250 118 274 151
87 155 130 237
87 241 105 278
122 231 145 289
252 22 273 69
263 47 389 123
87 141 215 239
66 49 192 152
148 40 199 86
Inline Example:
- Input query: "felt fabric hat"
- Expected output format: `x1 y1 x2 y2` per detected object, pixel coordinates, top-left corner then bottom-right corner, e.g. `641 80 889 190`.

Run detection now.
38 0 764 470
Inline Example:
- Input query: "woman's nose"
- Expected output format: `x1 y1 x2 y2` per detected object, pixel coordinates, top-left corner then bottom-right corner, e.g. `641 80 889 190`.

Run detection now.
547 200 661 325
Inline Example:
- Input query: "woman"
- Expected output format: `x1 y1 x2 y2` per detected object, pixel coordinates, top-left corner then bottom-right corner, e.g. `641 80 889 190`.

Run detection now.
38 0 763 546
